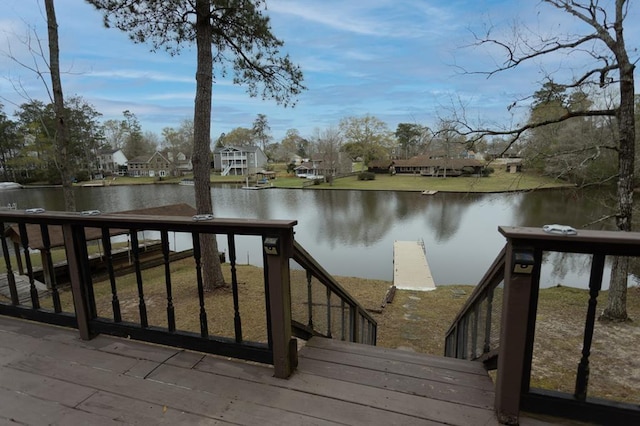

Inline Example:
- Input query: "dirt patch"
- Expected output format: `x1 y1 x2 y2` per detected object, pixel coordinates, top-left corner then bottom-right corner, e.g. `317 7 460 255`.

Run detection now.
530 286 640 403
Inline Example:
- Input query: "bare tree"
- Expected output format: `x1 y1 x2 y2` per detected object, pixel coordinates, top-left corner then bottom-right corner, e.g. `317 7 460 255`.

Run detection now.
312 126 343 184
2 1 76 210
457 0 635 321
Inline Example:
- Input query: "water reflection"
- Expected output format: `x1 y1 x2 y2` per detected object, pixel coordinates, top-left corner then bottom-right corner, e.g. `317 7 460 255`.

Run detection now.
0 184 623 288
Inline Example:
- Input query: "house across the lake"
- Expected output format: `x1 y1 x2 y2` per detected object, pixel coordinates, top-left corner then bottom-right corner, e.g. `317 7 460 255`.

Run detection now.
128 151 173 178
213 146 268 176
378 153 485 177
394 156 484 176
294 153 352 179
96 148 127 176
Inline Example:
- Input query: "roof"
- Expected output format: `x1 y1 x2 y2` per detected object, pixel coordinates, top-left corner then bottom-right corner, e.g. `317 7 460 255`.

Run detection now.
213 146 262 153
368 160 394 168
294 162 313 170
128 151 172 165
128 156 151 164
98 148 124 155
5 203 197 250
394 156 484 168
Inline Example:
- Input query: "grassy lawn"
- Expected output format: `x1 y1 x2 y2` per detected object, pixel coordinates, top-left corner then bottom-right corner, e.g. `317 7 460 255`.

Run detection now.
102 174 246 186
75 166 571 193
315 169 573 192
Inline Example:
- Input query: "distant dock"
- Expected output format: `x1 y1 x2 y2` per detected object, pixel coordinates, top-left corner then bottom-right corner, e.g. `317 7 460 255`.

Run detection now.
0 273 48 304
393 240 436 291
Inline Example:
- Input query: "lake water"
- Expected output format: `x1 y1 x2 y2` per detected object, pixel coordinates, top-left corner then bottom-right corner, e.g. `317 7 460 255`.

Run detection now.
0 184 622 289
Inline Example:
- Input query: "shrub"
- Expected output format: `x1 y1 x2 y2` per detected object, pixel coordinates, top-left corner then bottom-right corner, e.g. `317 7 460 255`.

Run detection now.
75 170 91 182
357 171 376 181
482 166 495 177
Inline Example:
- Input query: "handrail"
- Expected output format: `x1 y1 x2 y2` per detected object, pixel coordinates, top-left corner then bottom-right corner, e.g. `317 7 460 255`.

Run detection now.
0 208 376 379
0 209 299 377
292 240 377 345
444 246 505 365
445 226 640 425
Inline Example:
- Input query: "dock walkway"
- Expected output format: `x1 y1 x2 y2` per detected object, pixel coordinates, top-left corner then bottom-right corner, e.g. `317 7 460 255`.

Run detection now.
393 240 436 291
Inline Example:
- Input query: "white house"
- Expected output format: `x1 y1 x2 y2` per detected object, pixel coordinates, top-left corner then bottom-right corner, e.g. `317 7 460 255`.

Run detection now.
97 149 128 176
213 146 268 176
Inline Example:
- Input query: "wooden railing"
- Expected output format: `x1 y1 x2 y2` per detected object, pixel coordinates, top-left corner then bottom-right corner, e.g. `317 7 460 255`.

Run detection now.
0 209 375 379
445 226 640 425
292 241 377 345
444 246 505 368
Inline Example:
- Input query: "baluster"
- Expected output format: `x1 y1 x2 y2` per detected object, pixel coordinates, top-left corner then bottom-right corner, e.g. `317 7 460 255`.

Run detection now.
262 247 273 350
130 230 148 328
325 287 332 338
471 304 479 359
457 315 469 359
39 224 61 312
160 230 175 332
364 321 369 345
18 223 39 309
484 287 494 354
227 234 242 342
306 270 313 328
101 227 121 322
575 253 605 401
191 233 208 338
349 305 355 342
340 300 346 340
1 221 20 305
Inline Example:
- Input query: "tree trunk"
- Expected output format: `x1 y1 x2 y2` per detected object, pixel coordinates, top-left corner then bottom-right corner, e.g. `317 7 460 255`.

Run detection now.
193 0 225 290
45 0 75 212
601 15 635 321
602 256 629 321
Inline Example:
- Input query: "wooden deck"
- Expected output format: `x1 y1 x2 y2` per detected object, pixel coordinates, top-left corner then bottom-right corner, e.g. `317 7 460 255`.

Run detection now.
0 316 558 425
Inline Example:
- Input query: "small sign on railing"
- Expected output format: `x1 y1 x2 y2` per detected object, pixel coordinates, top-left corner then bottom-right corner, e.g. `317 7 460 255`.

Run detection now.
512 249 535 275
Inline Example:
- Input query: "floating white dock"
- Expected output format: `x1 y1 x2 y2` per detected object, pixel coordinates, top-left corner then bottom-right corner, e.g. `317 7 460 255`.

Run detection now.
393 240 436 291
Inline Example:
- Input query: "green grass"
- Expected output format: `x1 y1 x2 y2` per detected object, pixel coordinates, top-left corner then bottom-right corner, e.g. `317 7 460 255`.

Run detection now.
313 169 573 192
272 177 308 188
76 166 571 193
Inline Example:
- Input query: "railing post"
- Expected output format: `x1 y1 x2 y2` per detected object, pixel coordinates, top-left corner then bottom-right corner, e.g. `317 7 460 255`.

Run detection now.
62 224 95 340
495 242 539 425
263 230 297 378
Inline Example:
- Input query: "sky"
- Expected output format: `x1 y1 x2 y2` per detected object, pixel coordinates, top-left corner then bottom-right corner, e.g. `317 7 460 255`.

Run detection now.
1 0 638 143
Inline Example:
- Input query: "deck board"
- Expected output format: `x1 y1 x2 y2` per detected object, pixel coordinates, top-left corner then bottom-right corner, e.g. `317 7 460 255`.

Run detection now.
0 316 556 425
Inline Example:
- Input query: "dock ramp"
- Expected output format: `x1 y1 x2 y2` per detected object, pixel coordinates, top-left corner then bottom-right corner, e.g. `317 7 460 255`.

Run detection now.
393 240 436 291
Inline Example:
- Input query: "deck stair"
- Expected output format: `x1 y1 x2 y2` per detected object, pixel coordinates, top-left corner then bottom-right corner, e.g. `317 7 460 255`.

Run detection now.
0 273 48 304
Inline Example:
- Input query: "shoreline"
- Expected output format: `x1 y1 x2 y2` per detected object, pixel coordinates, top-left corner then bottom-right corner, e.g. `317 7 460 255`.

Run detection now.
22 174 578 194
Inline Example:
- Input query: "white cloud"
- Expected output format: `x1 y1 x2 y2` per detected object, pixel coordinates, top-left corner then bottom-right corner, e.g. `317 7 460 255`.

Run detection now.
86 70 193 84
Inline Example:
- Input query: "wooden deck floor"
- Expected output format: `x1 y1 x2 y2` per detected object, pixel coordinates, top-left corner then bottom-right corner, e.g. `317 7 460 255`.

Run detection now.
0 316 556 425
